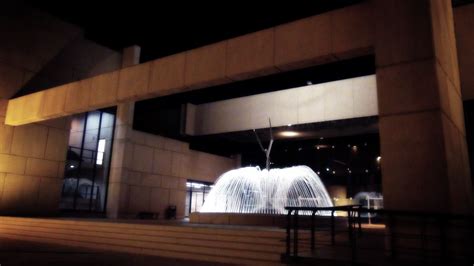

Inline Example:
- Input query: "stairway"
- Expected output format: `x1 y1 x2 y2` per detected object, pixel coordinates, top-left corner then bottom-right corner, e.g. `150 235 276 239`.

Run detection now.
0 216 287 265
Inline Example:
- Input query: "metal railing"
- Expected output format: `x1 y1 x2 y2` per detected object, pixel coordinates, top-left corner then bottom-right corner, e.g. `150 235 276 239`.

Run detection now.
283 206 474 265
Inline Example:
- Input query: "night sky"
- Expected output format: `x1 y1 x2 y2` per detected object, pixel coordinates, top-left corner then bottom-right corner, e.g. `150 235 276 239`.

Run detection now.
25 0 363 62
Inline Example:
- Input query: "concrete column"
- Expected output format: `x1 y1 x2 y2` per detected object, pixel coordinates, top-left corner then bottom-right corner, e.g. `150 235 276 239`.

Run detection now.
106 102 134 218
106 46 140 218
375 0 473 214
121 45 141 68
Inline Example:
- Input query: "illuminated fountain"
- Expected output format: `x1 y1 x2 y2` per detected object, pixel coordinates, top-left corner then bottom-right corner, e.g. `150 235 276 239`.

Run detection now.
200 165 333 214
200 119 333 215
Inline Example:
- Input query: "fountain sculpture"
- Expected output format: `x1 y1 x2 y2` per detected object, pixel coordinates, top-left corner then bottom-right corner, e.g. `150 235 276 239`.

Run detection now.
200 119 333 214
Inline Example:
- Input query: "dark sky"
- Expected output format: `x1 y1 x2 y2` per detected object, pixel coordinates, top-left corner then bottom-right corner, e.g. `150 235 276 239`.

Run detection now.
26 0 363 62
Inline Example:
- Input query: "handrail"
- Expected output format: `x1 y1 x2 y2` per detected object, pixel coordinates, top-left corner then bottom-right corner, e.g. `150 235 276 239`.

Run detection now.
285 205 363 261
283 205 474 265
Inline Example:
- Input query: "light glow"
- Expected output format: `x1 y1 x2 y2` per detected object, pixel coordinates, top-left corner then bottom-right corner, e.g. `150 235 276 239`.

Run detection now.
279 131 300 137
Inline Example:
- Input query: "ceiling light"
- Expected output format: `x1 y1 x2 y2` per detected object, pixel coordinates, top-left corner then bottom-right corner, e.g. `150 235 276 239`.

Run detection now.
279 131 300 137
315 144 329 150
287 124 292 127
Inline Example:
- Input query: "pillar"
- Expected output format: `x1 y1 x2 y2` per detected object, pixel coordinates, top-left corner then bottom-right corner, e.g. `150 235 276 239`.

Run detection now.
375 0 473 214
106 46 140 218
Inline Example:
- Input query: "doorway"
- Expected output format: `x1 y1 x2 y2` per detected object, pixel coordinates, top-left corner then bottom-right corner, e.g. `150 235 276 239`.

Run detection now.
185 180 213 217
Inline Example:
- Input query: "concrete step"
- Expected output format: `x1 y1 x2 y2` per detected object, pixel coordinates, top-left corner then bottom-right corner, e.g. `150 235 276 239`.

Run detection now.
0 223 285 254
0 216 284 238
0 219 285 246
0 217 287 265
0 225 284 258
0 219 284 245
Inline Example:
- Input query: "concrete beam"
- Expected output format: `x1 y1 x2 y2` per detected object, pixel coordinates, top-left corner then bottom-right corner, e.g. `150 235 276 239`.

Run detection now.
5 2 375 126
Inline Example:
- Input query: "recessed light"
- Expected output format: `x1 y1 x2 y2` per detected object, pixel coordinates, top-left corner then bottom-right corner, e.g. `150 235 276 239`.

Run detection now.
279 131 300 137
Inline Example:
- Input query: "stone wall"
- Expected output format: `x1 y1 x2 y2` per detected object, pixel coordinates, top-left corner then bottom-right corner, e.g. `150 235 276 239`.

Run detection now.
107 103 237 218
0 100 70 215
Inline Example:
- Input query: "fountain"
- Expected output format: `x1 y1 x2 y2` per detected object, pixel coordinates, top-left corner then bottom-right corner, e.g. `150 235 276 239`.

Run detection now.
199 119 333 215
200 165 333 214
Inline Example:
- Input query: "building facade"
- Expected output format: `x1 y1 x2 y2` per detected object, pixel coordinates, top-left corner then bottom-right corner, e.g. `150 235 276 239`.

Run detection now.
0 0 473 219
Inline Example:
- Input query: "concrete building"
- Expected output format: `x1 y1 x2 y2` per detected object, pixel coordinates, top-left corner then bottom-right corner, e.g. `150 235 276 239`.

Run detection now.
0 0 473 264
0 0 474 262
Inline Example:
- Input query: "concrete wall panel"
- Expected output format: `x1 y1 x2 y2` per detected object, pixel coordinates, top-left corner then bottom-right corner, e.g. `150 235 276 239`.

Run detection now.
118 62 151 101
148 53 186 96
184 42 230 89
275 13 333 70
190 75 377 135
226 29 278 80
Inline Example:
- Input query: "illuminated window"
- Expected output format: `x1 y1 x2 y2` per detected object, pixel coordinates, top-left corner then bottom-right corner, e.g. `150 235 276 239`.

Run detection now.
96 139 106 165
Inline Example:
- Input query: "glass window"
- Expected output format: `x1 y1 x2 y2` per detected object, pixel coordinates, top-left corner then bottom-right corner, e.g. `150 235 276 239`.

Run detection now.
60 108 116 213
